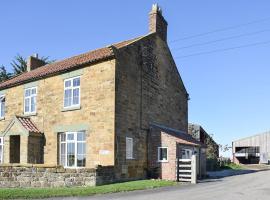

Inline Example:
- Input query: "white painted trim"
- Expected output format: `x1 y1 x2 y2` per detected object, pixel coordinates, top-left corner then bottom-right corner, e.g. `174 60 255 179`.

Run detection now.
157 147 168 162
0 137 3 164
0 95 5 118
24 86 37 115
59 131 86 168
63 76 81 109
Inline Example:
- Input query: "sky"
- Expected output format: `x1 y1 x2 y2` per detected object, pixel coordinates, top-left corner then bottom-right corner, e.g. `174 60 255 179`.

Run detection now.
1 1 270 157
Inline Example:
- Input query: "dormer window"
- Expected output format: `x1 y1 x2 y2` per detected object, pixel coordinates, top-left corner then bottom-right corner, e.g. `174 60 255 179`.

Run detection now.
64 77 80 108
24 87 37 114
0 95 5 118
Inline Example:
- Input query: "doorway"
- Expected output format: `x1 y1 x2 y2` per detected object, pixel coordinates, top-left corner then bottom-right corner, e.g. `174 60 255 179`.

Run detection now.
9 135 20 163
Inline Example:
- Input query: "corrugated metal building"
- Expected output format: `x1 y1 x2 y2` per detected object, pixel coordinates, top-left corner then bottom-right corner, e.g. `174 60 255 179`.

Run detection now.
232 132 270 164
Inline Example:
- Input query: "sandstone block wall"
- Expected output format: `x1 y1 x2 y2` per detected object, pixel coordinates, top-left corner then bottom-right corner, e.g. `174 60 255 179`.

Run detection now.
0 165 115 188
0 60 116 168
114 34 188 180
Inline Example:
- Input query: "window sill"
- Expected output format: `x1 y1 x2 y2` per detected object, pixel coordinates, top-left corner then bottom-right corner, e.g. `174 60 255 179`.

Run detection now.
62 106 81 112
126 158 135 160
158 160 169 163
0 117 5 121
23 113 37 117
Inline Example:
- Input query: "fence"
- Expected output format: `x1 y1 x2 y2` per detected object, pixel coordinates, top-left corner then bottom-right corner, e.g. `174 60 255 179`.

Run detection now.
176 155 197 184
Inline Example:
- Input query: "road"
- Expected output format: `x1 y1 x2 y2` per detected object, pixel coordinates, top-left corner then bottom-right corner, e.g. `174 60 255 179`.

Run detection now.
53 170 270 200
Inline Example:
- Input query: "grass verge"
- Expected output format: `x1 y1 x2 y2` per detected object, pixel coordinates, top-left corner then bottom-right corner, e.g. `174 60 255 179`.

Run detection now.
0 180 176 199
220 163 244 170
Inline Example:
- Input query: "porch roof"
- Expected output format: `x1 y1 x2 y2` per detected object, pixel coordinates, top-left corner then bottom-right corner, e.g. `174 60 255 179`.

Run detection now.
16 116 41 133
150 123 206 147
1 116 42 136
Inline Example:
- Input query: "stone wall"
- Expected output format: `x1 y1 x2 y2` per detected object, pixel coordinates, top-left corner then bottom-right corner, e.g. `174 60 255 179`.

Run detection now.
0 165 115 188
0 59 116 168
114 34 188 180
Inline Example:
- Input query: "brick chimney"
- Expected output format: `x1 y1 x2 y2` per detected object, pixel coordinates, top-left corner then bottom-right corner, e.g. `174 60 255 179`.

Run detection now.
149 4 168 42
27 54 45 71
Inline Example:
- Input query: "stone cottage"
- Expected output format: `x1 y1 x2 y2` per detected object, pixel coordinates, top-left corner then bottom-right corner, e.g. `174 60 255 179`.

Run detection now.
0 5 206 186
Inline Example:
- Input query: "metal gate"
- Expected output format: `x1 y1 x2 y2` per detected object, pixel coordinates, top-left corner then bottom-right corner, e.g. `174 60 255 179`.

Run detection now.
177 155 197 184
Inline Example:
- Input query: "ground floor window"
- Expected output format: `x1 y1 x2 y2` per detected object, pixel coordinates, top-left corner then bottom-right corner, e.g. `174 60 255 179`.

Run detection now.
126 137 133 159
59 132 86 168
158 147 168 162
0 137 3 163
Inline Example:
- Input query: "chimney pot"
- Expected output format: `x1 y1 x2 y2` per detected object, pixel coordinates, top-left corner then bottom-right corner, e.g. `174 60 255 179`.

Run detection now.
33 53 38 58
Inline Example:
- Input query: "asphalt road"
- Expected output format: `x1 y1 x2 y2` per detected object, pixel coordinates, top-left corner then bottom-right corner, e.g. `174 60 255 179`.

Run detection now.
52 170 270 200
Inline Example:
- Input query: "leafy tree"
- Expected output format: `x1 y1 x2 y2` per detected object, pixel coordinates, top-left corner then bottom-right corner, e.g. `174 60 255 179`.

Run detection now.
11 55 28 75
11 54 54 75
0 65 12 82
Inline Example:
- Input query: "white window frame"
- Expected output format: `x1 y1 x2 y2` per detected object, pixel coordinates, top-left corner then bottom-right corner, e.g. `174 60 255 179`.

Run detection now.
0 95 5 118
63 76 81 109
158 147 168 162
24 86 37 114
0 137 3 164
126 137 134 159
59 131 86 168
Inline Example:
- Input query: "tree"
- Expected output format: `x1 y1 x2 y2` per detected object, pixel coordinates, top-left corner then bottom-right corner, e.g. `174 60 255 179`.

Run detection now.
0 65 12 82
11 54 54 75
11 55 27 75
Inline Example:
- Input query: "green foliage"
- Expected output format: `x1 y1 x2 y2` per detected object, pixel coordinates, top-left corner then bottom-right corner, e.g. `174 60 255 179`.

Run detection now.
0 54 55 82
220 163 244 170
0 65 12 82
0 180 176 199
11 55 28 75
11 54 54 75
205 136 219 159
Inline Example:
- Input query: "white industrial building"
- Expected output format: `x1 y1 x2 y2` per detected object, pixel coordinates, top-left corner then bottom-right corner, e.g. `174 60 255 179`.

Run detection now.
232 132 270 164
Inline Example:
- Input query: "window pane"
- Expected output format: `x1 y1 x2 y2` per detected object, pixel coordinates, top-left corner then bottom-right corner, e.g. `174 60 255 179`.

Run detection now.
60 134 66 142
25 98 30 112
61 143 66 154
0 100 4 117
159 148 167 161
30 96 36 112
77 143 85 155
65 80 71 88
60 143 66 166
0 145 2 163
25 89 31 97
67 133 74 141
73 78 80 87
77 154 85 167
162 148 167 160
67 142 75 167
73 88 80 105
64 89 72 107
77 132 85 141
31 88 36 95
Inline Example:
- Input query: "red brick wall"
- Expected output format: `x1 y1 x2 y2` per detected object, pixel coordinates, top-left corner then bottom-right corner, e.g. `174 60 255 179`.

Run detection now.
148 128 177 180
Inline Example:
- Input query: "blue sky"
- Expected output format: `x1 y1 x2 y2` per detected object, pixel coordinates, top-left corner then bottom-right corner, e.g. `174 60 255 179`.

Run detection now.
1 1 270 157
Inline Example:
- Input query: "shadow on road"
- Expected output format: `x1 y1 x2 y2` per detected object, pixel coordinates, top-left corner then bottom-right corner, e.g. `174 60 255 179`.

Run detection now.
206 169 257 179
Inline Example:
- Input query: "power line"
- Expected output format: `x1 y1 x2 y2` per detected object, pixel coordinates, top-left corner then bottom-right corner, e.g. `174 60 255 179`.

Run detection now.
170 17 270 43
172 29 270 51
174 40 270 59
